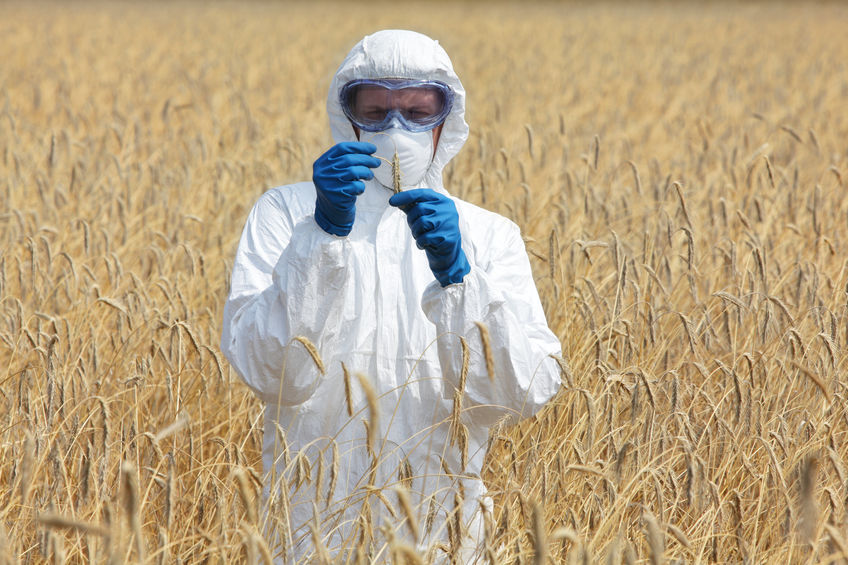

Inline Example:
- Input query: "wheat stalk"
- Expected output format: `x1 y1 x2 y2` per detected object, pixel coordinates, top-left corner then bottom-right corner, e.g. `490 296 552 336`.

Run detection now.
291 335 326 375
531 501 547 565
475 321 495 382
234 467 258 525
394 485 420 541
342 361 353 417
392 150 402 193
356 372 379 457
37 513 109 537
121 461 146 562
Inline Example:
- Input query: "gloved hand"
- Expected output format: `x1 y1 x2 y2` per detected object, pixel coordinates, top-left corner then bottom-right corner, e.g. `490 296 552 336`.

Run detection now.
389 189 471 287
313 142 381 236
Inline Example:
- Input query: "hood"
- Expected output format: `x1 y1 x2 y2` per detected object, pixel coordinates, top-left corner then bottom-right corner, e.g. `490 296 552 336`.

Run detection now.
327 30 469 191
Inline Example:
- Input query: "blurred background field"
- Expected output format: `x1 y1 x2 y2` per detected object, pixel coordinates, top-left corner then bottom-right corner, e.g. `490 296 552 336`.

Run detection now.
2 1 848 563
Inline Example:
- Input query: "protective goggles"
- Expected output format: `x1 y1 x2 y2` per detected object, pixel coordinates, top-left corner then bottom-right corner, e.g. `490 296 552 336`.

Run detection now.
339 78 454 133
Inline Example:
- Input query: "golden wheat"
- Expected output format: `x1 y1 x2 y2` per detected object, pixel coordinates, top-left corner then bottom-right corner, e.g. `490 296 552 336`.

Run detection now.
2 1 848 563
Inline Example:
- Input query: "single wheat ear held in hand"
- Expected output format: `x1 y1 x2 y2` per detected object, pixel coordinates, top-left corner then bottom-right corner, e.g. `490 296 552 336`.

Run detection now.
376 146 402 192
392 150 402 193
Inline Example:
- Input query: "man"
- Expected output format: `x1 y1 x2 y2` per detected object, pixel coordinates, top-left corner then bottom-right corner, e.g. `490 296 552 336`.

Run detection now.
221 29 561 563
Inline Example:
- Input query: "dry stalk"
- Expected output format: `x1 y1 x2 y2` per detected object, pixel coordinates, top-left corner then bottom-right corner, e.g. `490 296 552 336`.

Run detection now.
791 361 832 402
459 336 469 392
627 160 643 194
37 513 109 537
800 455 819 541
371 486 397 519
314 451 325 502
548 228 559 282
274 422 290 468
475 321 495 382
392 540 424 565
342 361 353 417
49 530 66 565
234 466 258 525
424 495 437 540
121 461 146 563
20 431 34 506
394 485 420 540
293 451 311 489
327 441 339 508
677 312 697 353
780 125 803 143
531 501 547 565
673 182 692 229
4 10 848 565
449 491 464 562
579 389 595 452
356 372 379 456
157 527 169 565
450 391 469 471
392 150 401 193
824 524 848 562
252 528 275 565
643 510 664 565
592 134 600 170
808 128 821 151
826 448 845 486
549 354 574 388
311 502 331 563
398 457 413 490
525 124 535 160
291 335 326 375
666 523 691 550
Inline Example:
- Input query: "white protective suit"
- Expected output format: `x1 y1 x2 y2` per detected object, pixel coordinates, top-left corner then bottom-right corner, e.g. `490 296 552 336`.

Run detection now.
221 30 562 563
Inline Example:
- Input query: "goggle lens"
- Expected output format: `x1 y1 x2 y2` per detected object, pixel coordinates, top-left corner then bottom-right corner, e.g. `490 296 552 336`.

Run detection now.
340 79 453 133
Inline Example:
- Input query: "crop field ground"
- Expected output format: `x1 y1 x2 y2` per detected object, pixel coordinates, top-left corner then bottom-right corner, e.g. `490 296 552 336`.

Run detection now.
2 1 848 563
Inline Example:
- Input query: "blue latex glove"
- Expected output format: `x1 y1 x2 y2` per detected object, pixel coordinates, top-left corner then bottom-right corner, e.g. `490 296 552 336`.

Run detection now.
389 189 471 287
313 142 381 236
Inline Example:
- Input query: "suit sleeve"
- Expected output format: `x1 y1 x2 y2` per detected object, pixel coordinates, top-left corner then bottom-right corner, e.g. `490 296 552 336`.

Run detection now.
421 220 562 426
220 189 353 405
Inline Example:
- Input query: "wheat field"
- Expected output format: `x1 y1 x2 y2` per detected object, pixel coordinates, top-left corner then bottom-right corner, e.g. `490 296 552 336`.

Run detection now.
2 1 848 563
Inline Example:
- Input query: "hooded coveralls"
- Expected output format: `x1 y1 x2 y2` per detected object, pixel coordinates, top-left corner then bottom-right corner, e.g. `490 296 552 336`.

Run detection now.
221 30 562 563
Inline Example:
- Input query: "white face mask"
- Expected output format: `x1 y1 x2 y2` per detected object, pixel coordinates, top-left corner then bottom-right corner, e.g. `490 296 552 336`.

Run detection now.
363 127 434 190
